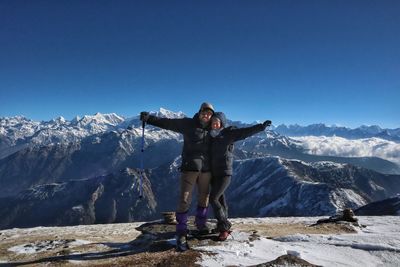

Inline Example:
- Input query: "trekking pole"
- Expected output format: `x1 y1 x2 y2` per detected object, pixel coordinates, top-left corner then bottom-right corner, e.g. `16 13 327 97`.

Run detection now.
139 120 145 199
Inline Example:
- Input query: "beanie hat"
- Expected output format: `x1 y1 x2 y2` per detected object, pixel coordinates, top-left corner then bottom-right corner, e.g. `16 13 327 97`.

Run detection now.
199 102 215 114
212 112 227 128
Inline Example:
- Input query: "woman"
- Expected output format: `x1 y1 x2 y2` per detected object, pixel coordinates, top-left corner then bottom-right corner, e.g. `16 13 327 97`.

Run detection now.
209 112 271 241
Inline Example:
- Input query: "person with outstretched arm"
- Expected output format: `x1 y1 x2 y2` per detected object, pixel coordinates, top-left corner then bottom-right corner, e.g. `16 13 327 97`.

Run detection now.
209 112 271 241
140 102 214 251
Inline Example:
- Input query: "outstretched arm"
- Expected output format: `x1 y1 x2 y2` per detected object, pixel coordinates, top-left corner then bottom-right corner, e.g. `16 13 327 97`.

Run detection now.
230 120 271 142
141 112 187 133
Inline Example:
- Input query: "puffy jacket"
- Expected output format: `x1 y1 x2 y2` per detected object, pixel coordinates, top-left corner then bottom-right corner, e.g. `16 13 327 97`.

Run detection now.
211 124 265 177
147 113 211 172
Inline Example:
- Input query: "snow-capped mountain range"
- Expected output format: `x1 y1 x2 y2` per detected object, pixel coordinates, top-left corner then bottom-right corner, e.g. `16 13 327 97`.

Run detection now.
273 123 400 141
0 108 184 159
1 109 400 192
1 109 399 163
2 109 399 197
2 109 399 148
0 108 399 229
0 108 184 148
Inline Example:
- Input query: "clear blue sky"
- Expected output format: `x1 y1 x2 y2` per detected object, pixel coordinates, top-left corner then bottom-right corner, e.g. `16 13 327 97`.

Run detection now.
0 0 399 128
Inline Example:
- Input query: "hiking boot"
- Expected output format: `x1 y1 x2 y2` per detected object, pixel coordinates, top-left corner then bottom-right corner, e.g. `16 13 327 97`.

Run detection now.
218 230 231 241
176 234 189 252
196 223 212 235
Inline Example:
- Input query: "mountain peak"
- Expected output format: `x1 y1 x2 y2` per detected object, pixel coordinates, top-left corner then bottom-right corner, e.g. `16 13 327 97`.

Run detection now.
71 116 81 123
79 113 124 126
153 108 186 119
0 115 30 122
50 116 66 124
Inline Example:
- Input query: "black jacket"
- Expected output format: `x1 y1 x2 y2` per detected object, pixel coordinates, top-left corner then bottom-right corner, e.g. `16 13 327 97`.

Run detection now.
211 124 265 177
147 113 211 172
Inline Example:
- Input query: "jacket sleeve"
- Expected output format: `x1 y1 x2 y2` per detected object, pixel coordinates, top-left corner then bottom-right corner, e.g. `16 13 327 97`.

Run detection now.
146 115 187 133
229 124 265 142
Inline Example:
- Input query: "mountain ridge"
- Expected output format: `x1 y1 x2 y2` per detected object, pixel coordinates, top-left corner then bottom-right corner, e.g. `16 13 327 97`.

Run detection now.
2 110 399 144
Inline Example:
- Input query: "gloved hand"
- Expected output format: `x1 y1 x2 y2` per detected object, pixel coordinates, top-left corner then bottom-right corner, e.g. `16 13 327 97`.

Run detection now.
140 111 150 122
262 120 272 129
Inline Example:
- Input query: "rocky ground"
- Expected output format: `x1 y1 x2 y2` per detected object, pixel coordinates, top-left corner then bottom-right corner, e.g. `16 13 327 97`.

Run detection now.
0 216 360 267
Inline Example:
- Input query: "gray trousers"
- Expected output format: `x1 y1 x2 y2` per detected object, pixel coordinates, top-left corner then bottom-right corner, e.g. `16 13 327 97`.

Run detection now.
177 171 212 213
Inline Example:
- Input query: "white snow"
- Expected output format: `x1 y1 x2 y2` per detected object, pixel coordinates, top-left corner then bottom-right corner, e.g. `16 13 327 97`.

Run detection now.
197 216 400 267
8 244 37 254
8 239 92 254
330 189 367 210
153 107 186 119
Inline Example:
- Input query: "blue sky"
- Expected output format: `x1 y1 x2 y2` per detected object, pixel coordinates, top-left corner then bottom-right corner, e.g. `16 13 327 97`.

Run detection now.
0 0 399 128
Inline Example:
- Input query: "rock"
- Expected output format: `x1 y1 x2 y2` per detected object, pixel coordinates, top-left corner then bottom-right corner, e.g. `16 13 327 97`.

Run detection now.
249 254 321 267
316 208 358 225
343 208 358 222
161 212 176 224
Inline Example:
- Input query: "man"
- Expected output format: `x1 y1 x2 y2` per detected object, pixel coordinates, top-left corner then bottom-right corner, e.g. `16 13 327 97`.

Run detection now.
140 102 214 251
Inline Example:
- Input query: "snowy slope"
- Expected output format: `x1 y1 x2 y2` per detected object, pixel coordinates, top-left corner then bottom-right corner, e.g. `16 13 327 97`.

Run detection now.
0 127 182 197
227 156 400 217
198 216 400 267
0 168 157 229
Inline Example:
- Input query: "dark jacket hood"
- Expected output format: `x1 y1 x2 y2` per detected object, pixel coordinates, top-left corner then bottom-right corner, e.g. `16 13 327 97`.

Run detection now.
212 112 228 128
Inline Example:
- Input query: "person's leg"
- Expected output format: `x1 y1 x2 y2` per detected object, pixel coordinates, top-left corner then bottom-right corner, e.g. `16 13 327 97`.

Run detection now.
195 172 212 230
210 175 232 232
176 171 199 236
219 194 228 218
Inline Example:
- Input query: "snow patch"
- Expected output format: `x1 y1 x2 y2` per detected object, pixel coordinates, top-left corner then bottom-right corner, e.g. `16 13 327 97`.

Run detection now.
198 216 400 267
8 239 92 254
330 189 366 210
